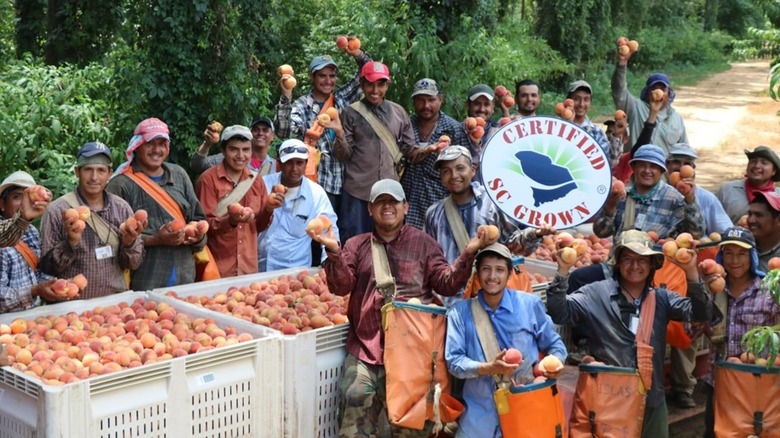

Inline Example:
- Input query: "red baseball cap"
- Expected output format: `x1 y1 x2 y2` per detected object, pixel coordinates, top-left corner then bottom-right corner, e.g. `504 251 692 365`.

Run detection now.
360 61 391 83
753 191 780 212
134 118 170 143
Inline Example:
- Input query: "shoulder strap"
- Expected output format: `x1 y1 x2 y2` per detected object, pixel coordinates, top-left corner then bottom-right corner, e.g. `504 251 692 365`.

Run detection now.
62 192 120 253
443 196 470 252
637 289 656 345
14 241 38 271
622 196 637 231
121 167 185 222
214 170 259 217
371 238 397 302
350 101 402 164
470 297 508 386
259 159 273 176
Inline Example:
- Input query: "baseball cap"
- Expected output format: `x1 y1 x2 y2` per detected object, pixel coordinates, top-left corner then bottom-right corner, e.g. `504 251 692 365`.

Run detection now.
719 226 756 249
250 116 275 131
668 143 698 160
278 139 309 163
646 73 671 89
467 84 493 101
412 78 440 97
309 55 338 73
134 118 170 143
434 145 472 170
603 119 616 127
610 230 665 269
369 179 405 203
567 80 592 96
752 191 780 212
476 242 512 262
77 141 112 166
0 171 36 197
361 61 391 82
745 146 780 181
629 144 667 173
220 125 252 143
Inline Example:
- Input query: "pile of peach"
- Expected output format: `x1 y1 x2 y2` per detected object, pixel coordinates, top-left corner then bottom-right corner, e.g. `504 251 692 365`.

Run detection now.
529 231 614 268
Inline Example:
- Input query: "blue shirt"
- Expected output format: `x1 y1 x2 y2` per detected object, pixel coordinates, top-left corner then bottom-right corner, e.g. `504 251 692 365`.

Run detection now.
445 289 567 438
258 173 339 271
695 185 733 234
576 116 610 158
0 226 53 313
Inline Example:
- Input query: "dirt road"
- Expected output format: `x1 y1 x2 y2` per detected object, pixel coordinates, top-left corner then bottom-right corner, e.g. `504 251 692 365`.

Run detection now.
671 61 780 191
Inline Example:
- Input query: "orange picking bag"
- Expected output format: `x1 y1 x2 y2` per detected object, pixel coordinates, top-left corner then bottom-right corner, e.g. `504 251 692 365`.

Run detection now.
654 258 690 349
714 360 780 438
494 378 567 438
382 300 463 430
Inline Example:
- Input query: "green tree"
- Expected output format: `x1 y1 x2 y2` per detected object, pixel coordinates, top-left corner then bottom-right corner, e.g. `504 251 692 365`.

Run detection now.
14 0 46 58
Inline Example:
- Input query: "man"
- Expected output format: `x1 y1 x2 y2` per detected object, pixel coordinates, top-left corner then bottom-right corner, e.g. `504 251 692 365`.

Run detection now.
568 80 610 157
425 145 550 306
746 191 780 270
665 143 732 235
547 230 713 437
445 243 567 438
106 118 207 290
0 177 49 248
401 78 469 229
612 48 687 153
276 46 372 219
334 61 432 243
702 226 778 437
0 171 58 313
514 79 541 118
40 142 144 299
195 125 275 277
258 138 338 271
463 84 501 179
190 116 277 175
716 146 780 224
593 144 705 239
309 179 496 437
604 118 630 172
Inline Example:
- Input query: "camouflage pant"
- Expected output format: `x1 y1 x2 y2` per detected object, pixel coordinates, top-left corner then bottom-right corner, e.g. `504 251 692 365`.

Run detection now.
339 354 432 438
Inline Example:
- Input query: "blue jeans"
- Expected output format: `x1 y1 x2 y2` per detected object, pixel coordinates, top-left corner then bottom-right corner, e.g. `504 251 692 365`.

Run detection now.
339 191 374 245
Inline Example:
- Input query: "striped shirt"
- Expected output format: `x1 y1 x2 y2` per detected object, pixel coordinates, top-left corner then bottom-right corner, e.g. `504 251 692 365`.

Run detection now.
0 226 53 313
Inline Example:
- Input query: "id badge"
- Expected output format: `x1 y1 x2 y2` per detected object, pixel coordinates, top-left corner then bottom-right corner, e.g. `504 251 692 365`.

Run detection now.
628 315 639 335
634 213 647 230
95 245 114 260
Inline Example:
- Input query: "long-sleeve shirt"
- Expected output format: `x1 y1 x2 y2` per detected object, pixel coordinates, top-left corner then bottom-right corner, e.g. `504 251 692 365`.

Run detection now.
0 212 31 248
334 98 426 201
593 180 706 239
258 173 339 271
715 179 780 224
705 276 780 386
190 152 276 176
575 116 610 158
105 162 206 291
0 226 53 313
546 274 712 407
195 163 273 278
425 182 538 305
696 186 733 234
275 52 372 195
322 225 475 365
401 111 470 229
612 64 688 153
446 290 567 438
39 191 143 299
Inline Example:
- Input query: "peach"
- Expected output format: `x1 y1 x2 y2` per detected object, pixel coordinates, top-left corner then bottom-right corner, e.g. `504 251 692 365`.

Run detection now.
336 35 348 50
651 89 664 102
675 248 692 264
272 184 287 195
470 126 485 139
134 209 148 223
560 247 578 264
612 180 625 195
494 85 508 98
170 219 185 232
63 208 79 221
662 240 679 258
318 215 332 230
281 75 297 90
708 276 725 293
563 98 574 108
276 64 294 76
539 355 563 373
504 348 522 365
614 110 626 121
502 96 515 107
628 40 639 52
73 220 86 233
76 206 90 221
676 180 692 196
477 224 499 240
616 36 628 46
306 218 324 235
325 107 339 120
554 103 565 116
27 185 50 202
740 352 755 364
755 358 769 366
647 231 659 242
475 117 486 127
679 165 695 179
768 257 780 271
317 114 331 126
347 37 361 51
668 172 681 186
618 45 630 56
698 259 720 275
51 279 69 297
465 117 477 130
562 108 574 120
675 233 694 249
708 232 721 242
555 232 574 248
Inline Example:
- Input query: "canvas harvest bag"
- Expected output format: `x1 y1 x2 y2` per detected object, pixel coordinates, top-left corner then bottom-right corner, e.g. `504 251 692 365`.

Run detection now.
714 360 780 437
372 240 463 432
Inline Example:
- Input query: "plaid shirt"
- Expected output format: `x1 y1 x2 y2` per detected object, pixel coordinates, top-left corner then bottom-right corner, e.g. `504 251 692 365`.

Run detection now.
275 52 372 195
0 226 53 313
323 225 475 365
106 162 206 291
705 276 780 386
593 181 705 239
39 191 144 299
402 111 469 229
577 116 610 158
0 212 30 248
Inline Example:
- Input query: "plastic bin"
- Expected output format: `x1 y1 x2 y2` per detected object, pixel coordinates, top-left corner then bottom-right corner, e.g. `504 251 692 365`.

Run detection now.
0 291 284 438
151 267 349 438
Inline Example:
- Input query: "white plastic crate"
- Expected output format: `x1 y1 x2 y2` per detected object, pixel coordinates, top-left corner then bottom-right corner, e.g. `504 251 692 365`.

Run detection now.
0 291 284 438
150 267 349 438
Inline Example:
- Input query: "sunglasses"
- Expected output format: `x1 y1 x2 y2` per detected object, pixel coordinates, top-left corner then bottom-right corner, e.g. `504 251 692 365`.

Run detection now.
280 146 308 156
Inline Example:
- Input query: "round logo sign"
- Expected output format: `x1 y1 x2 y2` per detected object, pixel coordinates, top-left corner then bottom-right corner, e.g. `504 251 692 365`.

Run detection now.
480 116 612 228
